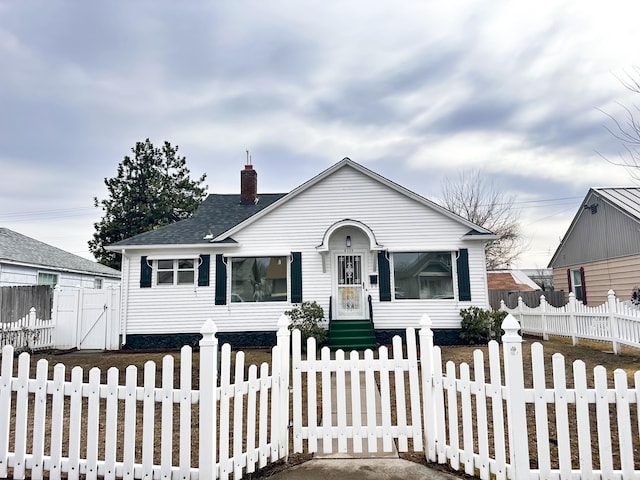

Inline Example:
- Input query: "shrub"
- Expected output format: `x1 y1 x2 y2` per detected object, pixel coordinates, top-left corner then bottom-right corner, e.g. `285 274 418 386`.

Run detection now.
285 301 328 346
632 286 640 306
459 307 508 344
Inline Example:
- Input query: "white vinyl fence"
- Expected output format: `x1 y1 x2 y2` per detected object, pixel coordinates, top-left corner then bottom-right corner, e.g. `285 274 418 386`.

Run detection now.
2 313 640 479
292 327 424 456
0 316 290 480
0 286 121 352
52 286 120 350
0 307 54 351
501 289 640 353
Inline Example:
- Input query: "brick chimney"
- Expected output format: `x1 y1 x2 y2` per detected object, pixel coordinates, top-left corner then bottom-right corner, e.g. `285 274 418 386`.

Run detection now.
240 163 257 204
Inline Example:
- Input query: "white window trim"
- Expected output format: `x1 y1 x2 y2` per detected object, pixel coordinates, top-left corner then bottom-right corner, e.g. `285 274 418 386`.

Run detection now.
154 258 198 286
146 254 201 261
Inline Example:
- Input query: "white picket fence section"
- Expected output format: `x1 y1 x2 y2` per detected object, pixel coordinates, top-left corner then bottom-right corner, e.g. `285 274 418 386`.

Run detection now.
2 312 640 479
0 307 54 351
501 289 640 353
291 328 423 455
0 316 290 480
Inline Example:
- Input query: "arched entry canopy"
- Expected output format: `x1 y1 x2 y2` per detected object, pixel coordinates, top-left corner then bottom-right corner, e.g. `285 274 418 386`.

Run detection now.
316 219 384 253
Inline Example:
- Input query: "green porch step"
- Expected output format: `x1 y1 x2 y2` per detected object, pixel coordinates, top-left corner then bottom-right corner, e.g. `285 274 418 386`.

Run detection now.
328 319 376 350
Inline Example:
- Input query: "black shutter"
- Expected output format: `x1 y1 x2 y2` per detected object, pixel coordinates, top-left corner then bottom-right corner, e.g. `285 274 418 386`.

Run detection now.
456 249 471 301
567 269 573 293
580 266 587 304
291 252 302 303
215 254 227 305
198 254 210 287
378 250 391 302
140 256 152 288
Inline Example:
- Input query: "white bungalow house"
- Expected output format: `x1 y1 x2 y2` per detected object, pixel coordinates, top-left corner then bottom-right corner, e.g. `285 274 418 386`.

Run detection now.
107 158 496 349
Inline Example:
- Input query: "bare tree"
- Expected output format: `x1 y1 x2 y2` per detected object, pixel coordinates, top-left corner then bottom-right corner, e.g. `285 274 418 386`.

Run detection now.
599 67 640 182
439 169 524 270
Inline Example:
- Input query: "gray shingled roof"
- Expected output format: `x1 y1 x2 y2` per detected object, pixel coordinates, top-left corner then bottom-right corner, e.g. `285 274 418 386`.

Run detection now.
594 187 640 221
110 193 287 246
0 228 121 277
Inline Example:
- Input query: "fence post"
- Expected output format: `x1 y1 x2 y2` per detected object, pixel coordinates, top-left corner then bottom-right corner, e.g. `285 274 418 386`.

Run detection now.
52 285 61 349
540 295 548 340
276 314 291 462
27 307 36 351
75 287 84 349
568 292 578 346
199 319 219 479
499 299 506 313
607 290 620 354
502 314 529 479
517 296 524 322
419 314 437 462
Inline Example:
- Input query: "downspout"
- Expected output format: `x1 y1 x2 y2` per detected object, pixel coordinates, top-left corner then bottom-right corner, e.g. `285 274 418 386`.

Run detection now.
454 250 461 307
120 249 128 347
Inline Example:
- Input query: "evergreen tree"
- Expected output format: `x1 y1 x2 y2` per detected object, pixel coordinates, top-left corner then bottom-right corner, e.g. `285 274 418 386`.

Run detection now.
89 139 207 269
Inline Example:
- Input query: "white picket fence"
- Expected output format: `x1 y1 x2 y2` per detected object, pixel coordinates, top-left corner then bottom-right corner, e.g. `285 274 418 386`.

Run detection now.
501 289 640 353
0 316 290 480
292 328 424 456
2 313 640 479
0 307 54 351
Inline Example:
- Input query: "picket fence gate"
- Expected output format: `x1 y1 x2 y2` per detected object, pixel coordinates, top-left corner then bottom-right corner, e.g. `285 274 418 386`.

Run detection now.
2 313 640 479
501 289 640 353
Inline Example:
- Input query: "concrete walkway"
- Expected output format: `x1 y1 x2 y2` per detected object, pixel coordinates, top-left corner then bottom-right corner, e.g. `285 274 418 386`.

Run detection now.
266 458 465 479
267 372 465 479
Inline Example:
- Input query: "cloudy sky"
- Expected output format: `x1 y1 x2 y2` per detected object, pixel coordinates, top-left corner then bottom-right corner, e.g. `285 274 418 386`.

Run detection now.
1 1 639 269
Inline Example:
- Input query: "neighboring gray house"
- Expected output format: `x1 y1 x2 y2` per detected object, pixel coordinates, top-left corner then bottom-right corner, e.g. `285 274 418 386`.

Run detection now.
0 228 121 288
548 187 640 306
108 158 496 349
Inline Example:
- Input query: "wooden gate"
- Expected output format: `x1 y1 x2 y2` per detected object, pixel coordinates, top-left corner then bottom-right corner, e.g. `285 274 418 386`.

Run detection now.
291 328 423 455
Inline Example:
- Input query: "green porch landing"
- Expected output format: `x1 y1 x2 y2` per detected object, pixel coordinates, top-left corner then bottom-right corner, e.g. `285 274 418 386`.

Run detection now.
328 319 376 350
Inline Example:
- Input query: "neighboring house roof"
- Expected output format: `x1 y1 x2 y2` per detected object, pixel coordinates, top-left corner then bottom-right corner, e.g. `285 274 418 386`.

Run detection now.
0 228 121 277
110 158 495 250
487 270 540 291
593 187 640 220
548 187 640 268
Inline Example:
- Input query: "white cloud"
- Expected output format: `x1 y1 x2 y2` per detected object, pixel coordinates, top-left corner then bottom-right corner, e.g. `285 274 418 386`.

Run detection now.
3 0 640 267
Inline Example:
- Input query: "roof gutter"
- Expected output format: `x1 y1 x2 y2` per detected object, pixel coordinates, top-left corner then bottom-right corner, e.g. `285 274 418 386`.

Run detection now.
105 242 241 252
0 259 121 278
